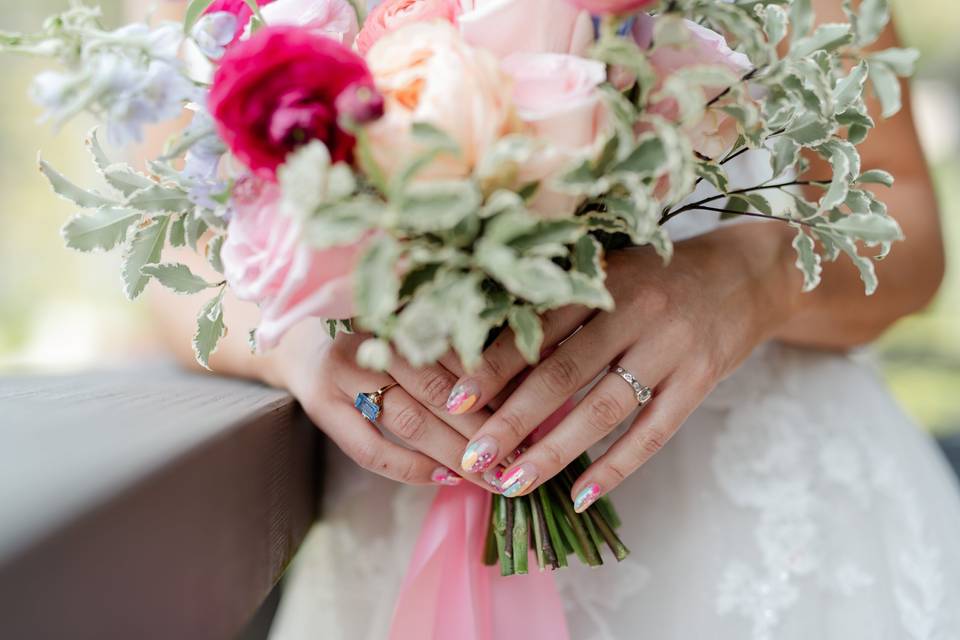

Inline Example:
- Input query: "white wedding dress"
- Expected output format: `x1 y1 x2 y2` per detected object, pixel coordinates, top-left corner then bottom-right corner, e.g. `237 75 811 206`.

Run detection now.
266 151 960 640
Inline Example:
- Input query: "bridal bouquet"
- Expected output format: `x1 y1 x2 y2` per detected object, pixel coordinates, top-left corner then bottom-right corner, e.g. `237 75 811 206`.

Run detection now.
3 0 914 576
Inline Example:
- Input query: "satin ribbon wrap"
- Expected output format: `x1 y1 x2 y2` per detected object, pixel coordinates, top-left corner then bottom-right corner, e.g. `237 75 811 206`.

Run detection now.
389 403 574 640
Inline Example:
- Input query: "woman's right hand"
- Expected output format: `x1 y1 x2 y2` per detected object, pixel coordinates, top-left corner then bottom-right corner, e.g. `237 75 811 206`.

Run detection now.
264 319 500 490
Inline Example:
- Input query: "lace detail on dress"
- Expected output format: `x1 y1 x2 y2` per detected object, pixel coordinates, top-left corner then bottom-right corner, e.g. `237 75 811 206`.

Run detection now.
555 559 652 640
711 346 955 640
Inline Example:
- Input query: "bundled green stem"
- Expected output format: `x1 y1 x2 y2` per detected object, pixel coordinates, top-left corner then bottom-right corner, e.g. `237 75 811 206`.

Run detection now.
484 454 628 574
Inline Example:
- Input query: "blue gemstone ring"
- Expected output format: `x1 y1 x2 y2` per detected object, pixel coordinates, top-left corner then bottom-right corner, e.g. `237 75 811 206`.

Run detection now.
354 383 398 423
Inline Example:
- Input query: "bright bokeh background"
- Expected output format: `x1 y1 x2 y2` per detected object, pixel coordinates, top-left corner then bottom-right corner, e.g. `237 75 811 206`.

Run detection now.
1 1 958 434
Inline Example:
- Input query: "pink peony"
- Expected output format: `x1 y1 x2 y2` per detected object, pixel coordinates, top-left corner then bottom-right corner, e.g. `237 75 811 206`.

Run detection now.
222 179 366 350
203 0 274 41
637 14 752 158
355 0 459 55
564 0 658 15
209 26 377 178
502 52 608 217
363 21 517 180
458 0 594 59
259 0 360 44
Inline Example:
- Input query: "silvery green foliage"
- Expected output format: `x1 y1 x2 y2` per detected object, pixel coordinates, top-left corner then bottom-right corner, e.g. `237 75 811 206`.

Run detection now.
328 0 913 368
39 127 229 368
10 0 917 372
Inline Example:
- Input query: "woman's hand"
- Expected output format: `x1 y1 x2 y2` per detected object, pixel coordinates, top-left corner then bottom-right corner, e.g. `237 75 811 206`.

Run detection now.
265 322 503 490
449 222 800 509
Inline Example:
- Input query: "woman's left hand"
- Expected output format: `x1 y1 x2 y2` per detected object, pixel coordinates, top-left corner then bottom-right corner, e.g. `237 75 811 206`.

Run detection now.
449 223 799 509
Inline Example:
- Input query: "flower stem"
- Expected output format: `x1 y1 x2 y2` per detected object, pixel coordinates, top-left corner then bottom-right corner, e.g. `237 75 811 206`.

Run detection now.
512 498 530 575
493 494 512 576
530 492 549 570
550 482 602 566
538 486 567 568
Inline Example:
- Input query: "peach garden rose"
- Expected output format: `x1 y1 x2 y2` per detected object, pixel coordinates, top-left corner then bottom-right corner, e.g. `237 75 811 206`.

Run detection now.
363 21 517 180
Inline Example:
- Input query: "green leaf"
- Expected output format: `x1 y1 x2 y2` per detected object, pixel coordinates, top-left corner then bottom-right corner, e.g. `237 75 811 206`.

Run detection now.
507 306 544 365
769 137 801 179
791 23 853 58
825 212 903 243
857 169 895 187
61 208 141 253
695 161 730 193
193 288 226 370
122 216 170 300
868 61 902 118
833 62 869 113
87 129 154 196
126 184 193 213
411 122 460 155
396 180 480 232
185 0 217 34
868 48 919 76
39 157 117 209
792 229 822 292
762 4 789 45
169 214 187 247
206 234 225 273
612 136 667 177
185 214 209 251
141 262 216 294
857 0 890 46
572 235 604 279
784 114 833 147
355 235 401 327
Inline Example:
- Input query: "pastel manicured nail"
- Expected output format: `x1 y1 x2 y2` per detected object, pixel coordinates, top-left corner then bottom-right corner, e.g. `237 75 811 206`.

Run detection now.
461 436 498 473
446 380 479 415
500 463 538 498
573 483 602 513
431 467 462 486
483 467 505 491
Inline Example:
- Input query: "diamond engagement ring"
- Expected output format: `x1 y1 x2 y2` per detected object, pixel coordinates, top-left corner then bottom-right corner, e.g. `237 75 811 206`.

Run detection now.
611 366 653 408
354 383 398 423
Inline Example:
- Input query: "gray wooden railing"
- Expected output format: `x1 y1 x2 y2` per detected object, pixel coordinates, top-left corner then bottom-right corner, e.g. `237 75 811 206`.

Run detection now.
0 366 319 639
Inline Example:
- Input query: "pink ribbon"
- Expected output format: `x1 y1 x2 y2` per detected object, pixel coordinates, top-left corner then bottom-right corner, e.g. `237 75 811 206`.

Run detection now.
389 403 574 640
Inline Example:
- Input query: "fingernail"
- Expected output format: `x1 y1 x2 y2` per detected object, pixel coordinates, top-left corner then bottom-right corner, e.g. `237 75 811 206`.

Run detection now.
500 462 539 498
431 467 462 486
483 466 505 491
446 379 479 415
461 436 498 473
573 483 602 513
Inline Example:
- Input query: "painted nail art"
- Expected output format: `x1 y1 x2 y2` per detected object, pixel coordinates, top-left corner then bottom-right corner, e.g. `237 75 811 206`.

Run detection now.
483 467 505 491
573 483 602 513
431 467 462 486
460 436 497 473
446 380 479 415
500 463 538 498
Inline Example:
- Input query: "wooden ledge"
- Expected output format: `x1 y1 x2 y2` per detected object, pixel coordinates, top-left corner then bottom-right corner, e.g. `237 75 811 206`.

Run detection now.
0 366 319 639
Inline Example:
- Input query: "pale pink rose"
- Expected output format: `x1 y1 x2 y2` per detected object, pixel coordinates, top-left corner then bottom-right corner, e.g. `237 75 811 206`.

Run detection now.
355 0 459 55
502 52 608 217
565 0 658 14
363 21 517 180
459 0 594 59
258 0 360 44
222 179 365 350
638 14 752 158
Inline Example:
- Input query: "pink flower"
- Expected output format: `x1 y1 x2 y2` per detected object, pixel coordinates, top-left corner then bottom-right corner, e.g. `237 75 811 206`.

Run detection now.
203 0 274 41
502 52 608 217
355 0 459 55
259 0 360 44
459 0 594 59
638 15 752 158
363 21 517 180
564 0 658 15
222 179 366 350
209 26 378 178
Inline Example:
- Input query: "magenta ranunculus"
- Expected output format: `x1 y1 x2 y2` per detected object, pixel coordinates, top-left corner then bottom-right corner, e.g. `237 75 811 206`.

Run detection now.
564 0 657 15
222 178 368 350
209 26 377 178
203 0 275 41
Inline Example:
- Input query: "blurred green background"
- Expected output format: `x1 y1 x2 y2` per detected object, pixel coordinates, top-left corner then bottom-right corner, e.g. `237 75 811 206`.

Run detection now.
0 1 957 433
